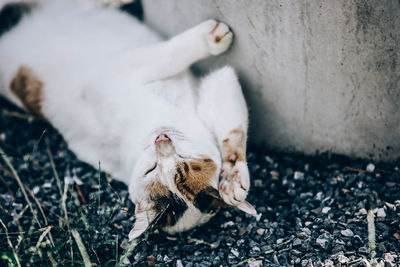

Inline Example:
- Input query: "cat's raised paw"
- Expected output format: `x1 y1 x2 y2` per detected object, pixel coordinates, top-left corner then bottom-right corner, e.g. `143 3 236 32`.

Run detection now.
204 20 233 55
219 161 250 206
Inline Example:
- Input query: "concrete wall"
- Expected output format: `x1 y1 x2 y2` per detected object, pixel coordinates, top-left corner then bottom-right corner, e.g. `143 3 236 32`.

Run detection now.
142 0 400 162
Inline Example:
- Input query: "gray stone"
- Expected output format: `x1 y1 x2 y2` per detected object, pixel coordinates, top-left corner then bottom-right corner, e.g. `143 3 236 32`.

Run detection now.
143 0 400 161
341 229 354 237
316 233 332 250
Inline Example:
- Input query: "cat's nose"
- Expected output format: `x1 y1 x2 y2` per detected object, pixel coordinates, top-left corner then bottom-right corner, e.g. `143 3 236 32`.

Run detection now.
155 134 174 157
155 133 170 144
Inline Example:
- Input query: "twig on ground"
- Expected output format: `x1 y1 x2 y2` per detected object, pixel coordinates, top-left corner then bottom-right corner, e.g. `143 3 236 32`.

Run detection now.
75 183 86 203
346 166 368 173
187 238 216 248
71 229 93 267
0 218 22 267
367 209 376 259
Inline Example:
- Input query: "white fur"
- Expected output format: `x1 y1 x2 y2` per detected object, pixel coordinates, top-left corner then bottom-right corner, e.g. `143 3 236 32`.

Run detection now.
0 0 250 233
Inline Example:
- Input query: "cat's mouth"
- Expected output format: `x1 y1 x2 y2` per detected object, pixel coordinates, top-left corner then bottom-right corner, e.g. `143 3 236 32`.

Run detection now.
155 133 175 157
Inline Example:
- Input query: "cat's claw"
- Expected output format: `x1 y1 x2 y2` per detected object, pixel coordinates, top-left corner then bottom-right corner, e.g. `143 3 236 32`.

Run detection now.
204 20 233 55
219 161 250 206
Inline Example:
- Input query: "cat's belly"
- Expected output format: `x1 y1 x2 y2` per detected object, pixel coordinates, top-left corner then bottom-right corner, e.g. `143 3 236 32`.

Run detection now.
40 73 198 182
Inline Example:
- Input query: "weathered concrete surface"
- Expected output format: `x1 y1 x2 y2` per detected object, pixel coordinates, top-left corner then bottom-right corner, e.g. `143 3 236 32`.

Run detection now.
142 0 400 161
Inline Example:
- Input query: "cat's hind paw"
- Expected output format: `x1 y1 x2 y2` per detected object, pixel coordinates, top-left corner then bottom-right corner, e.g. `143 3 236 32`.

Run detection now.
219 161 250 206
204 20 233 55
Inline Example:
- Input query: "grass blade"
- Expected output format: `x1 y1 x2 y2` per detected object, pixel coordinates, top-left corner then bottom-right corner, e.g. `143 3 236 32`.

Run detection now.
0 218 22 267
29 225 53 263
71 229 93 267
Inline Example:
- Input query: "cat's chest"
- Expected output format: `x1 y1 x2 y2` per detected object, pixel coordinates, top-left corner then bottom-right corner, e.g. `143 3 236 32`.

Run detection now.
145 72 196 108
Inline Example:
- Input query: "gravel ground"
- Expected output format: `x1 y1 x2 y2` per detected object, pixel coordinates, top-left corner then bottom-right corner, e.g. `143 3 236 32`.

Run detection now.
0 97 399 267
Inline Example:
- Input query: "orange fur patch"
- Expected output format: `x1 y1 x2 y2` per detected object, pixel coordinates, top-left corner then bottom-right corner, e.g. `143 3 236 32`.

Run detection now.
9 66 44 117
175 157 217 202
146 181 170 198
221 127 246 166
146 181 188 228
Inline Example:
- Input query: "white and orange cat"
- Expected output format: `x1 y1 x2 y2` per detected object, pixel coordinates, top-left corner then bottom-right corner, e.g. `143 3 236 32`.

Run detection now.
0 0 257 240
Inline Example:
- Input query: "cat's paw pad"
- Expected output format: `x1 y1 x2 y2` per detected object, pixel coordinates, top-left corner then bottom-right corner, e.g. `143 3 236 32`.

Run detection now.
205 20 233 55
219 161 250 206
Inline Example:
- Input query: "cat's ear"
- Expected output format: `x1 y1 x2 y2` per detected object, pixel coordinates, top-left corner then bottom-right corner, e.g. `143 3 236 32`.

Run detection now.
128 204 157 241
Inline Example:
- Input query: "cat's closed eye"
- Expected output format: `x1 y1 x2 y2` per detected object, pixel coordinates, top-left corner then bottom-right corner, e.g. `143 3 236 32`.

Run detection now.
144 163 157 175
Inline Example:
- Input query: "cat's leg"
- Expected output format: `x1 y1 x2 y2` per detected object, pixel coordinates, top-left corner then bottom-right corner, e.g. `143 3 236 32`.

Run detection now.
197 66 250 206
114 20 233 83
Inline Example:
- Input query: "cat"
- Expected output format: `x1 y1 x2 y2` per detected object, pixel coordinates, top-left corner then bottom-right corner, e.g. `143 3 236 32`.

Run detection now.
0 0 258 240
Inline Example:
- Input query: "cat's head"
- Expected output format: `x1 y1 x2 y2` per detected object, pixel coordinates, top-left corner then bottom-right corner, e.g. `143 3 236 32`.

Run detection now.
127 127 254 240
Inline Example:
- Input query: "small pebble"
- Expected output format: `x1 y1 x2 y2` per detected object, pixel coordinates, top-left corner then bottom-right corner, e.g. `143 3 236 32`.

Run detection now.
294 171 304 180
42 182 52 188
316 233 332 250
376 208 386 218
366 163 375 172
176 260 184 267
341 188 349 194
292 238 302 247
296 232 308 238
356 208 367 215
393 232 400 240
315 192 323 201
384 253 396 263
248 260 263 267
270 171 279 179
341 229 354 237
256 228 265 236
253 179 263 187
378 242 387 253
221 221 234 228
337 255 349 264
32 186 40 194
146 256 155 266
230 248 239 257
322 207 331 214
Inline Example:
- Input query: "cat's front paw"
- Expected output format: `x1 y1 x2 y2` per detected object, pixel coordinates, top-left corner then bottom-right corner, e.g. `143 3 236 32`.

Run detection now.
219 161 250 206
203 20 233 55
